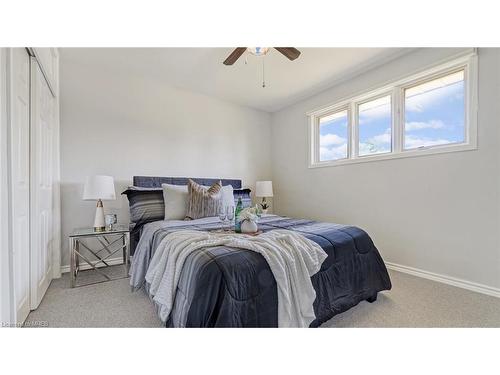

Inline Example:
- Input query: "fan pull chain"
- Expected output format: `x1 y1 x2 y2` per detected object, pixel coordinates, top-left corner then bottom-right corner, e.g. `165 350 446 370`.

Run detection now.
262 57 266 88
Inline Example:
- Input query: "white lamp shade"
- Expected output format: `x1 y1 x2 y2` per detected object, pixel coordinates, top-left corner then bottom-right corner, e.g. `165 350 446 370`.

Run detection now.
83 175 116 201
255 181 273 197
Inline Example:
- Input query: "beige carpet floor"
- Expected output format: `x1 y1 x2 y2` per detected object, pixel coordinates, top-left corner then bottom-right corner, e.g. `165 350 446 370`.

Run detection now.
26 268 500 328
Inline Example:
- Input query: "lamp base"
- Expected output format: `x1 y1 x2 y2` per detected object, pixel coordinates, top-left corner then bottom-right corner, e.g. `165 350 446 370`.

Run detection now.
259 197 270 213
93 199 106 232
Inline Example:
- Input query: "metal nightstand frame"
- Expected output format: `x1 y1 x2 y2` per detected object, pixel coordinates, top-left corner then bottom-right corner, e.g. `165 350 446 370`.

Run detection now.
68 228 130 288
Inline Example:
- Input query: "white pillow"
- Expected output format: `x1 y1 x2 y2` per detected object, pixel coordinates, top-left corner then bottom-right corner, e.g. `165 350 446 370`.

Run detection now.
162 182 235 220
221 184 234 211
162 183 188 220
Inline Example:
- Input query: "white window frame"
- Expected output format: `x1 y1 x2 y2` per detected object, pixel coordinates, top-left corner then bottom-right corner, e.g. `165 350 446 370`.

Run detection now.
354 91 394 158
312 105 351 165
307 51 478 168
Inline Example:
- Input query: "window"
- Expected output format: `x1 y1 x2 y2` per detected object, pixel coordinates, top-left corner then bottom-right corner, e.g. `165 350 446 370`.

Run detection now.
404 70 465 150
358 95 392 156
319 109 348 161
308 53 477 168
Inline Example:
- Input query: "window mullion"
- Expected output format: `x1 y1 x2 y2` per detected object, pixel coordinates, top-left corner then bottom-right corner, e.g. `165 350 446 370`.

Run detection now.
314 116 319 164
393 87 403 153
350 102 357 159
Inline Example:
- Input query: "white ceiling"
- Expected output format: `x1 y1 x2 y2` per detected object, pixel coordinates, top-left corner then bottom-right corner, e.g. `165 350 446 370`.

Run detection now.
60 48 412 112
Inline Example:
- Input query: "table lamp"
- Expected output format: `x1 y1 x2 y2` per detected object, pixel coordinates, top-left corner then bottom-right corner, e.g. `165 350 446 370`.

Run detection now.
83 175 116 232
255 181 273 214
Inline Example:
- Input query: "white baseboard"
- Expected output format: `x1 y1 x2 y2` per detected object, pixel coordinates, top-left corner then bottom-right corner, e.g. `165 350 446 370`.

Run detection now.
60 257 128 274
385 262 500 298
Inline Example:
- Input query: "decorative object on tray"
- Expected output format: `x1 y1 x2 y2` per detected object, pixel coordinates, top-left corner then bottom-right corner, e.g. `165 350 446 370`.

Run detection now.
241 220 258 234
255 180 273 214
215 205 236 233
83 175 116 232
226 206 234 230
234 197 243 233
217 206 227 231
238 206 260 234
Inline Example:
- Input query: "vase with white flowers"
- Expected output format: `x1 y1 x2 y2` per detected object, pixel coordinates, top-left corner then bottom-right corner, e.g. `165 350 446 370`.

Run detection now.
238 206 261 234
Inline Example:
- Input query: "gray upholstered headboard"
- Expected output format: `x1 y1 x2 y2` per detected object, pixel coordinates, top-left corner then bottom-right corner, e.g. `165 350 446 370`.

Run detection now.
133 176 242 189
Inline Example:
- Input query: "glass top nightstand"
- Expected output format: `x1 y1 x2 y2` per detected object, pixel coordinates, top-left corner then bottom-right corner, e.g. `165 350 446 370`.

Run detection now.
69 224 130 238
68 225 130 288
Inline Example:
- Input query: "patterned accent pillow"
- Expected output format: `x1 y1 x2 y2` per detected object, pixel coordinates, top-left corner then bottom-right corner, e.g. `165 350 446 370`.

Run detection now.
185 179 223 220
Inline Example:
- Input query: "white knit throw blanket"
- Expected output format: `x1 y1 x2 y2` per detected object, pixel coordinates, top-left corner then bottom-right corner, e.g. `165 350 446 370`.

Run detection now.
145 229 327 327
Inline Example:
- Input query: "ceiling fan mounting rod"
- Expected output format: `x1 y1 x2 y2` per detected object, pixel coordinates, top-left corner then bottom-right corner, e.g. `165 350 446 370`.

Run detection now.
262 58 266 88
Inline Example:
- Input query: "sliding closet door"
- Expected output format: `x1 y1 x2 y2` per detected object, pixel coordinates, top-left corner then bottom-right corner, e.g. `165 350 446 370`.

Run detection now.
30 59 56 309
9 48 31 324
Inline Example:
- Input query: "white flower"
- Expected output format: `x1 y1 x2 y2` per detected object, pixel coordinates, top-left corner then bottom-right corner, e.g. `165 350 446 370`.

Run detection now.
239 206 259 222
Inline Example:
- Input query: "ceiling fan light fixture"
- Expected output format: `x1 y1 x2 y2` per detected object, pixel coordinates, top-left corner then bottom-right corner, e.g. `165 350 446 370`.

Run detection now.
247 47 270 56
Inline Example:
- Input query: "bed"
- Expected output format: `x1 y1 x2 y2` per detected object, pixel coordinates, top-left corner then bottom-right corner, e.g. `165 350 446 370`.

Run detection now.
126 176 392 327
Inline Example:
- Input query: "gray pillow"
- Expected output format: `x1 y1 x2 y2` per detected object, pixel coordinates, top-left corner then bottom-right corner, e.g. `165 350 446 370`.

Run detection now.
121 186 164 227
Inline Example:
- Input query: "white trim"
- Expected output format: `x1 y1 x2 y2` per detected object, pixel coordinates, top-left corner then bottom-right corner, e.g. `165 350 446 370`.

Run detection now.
386 262 500 299
309 142 477 169
0 48 13 325
353 91 393 158
308 51 478 169
60 257 130 274
51 50 61 279
29 48 58 98
314 105 350 164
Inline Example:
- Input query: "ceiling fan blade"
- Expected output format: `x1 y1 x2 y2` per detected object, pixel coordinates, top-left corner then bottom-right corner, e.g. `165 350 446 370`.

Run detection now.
223 48 247 65
274 47 301 61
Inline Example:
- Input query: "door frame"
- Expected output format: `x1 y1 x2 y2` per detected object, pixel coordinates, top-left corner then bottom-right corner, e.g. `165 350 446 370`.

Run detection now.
0 48 14 326
6 48 31 324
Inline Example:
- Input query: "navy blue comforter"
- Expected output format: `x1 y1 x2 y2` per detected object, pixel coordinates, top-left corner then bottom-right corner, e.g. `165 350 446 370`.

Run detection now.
130 215 392 327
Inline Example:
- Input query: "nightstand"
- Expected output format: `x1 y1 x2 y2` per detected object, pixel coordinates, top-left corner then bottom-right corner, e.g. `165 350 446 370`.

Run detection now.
68 225 130 288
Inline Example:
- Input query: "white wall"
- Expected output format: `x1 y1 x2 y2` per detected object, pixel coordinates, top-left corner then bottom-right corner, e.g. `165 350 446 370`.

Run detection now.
271 48 500 291
59 48 500 292
59 54 272 268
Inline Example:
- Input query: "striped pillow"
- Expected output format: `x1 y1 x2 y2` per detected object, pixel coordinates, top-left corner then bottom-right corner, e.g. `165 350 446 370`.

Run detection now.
121 186 165 226
185 179 223 220
122 186 165 254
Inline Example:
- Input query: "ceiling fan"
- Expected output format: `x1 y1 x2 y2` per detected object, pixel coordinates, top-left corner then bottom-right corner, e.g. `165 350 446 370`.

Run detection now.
223 47 301 65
